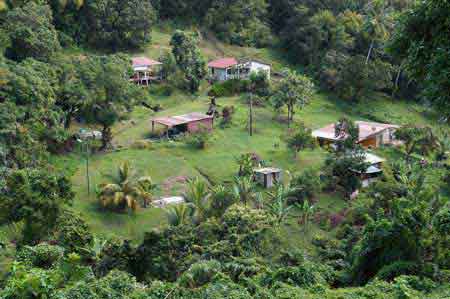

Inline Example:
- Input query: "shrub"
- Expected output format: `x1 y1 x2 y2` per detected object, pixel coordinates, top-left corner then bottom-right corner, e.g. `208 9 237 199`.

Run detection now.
290 168 321 204
185 127 212 149
220 106 235 128
376 261 420 282
55 210 94 259
149 84 174 96
131 140 153 150
178 260 222 288
285 124 316 158
269 261 333 288
17 243 64 269
208 79 249 97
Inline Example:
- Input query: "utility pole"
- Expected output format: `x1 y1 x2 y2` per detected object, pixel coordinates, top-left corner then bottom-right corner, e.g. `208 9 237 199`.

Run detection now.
77 136 91 196
249 93 253 136
85 141 90 196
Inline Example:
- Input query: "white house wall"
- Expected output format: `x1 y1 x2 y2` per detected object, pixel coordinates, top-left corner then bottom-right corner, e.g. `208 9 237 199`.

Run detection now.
249 62 271 79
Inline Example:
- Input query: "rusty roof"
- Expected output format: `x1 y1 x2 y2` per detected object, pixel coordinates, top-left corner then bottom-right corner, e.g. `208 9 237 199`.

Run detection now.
152 112 213 127
312 121 399 142
132 57 162 67
207 57 238 69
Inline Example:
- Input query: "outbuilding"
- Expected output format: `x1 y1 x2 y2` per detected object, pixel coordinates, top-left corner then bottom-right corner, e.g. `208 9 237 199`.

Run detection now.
253 167 282 188
312 121 399 149
352 152 386 187
153 196 185 208
151 112 214 137
131 57 162 85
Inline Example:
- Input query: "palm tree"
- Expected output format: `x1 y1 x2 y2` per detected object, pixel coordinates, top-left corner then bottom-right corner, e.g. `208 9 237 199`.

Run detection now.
363 0 393 64
232 176 257 206
184 177 211 223
267 184 296 225
209 185 236 218
166 204 194 226
136 176 158 208
97 183 138 212
98 161 160 212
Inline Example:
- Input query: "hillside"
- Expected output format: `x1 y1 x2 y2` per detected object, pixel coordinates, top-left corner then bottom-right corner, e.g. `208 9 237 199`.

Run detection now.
0 1 449 298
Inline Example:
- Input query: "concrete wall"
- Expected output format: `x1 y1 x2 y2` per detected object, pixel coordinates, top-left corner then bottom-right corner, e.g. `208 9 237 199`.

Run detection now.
209 67 228 81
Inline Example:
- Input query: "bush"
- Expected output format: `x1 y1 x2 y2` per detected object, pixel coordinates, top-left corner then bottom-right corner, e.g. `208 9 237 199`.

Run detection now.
178 260 222 288
149 84 174 96
290 168 321 204
185 128 212 149
269 261 333 288
375 261 420 282
208 79 249 97
220 106 235 128
131 140 153 150
17 243 64 269
55 210 94 259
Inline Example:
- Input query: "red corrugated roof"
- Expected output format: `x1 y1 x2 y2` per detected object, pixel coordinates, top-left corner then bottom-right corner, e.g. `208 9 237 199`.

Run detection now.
152 113 213 127
207 58 238 69
132 57 162 67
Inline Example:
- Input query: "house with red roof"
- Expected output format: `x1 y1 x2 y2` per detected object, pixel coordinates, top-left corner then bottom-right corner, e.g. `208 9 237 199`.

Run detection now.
131 57 162 85
207 57 271 82
312 121 400 149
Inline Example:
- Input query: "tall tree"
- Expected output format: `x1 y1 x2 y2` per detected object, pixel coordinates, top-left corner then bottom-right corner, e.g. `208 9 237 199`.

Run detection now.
3 2 61 62
79 55 145 149
205 0 271 47
363 0 393 64
83 0 155 50
0 168 74 245
271 70 314 128
170 30 206 93
390 0 450 122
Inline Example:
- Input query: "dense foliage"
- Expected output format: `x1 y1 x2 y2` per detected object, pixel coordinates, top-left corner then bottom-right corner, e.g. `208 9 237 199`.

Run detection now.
0 0 449 298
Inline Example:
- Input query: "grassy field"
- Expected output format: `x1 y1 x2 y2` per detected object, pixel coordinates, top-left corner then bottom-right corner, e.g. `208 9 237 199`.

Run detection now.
50 26 439 243
51 90 435 243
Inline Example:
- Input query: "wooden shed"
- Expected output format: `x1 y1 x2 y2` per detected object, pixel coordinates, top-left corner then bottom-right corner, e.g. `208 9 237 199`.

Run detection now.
151 112 214 137
254 167 282 188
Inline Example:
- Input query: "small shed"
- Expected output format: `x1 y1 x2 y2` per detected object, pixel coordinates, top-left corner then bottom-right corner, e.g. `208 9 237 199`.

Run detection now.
351 152 386 187
153 196 185 208
131 57 162 85
76 129 102 141
151 112 214 137
254 167 282 188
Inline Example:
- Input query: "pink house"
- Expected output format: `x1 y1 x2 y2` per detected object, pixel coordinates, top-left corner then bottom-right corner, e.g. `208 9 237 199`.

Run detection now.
131 57 162 85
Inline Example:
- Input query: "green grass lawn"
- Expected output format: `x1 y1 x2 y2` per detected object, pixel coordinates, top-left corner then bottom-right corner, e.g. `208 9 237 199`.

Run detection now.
51 86 436 243
51 25 439 242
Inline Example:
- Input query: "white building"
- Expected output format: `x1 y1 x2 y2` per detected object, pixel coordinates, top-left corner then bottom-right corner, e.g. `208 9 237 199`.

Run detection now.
207 57 271 82
152 196 185 208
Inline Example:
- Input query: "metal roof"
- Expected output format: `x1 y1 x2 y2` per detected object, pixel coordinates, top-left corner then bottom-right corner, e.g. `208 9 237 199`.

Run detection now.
207 57 238 69
364 153 385 165
254 167 282 174
312 121 399 142
152 112 213 127
132 57 162 68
